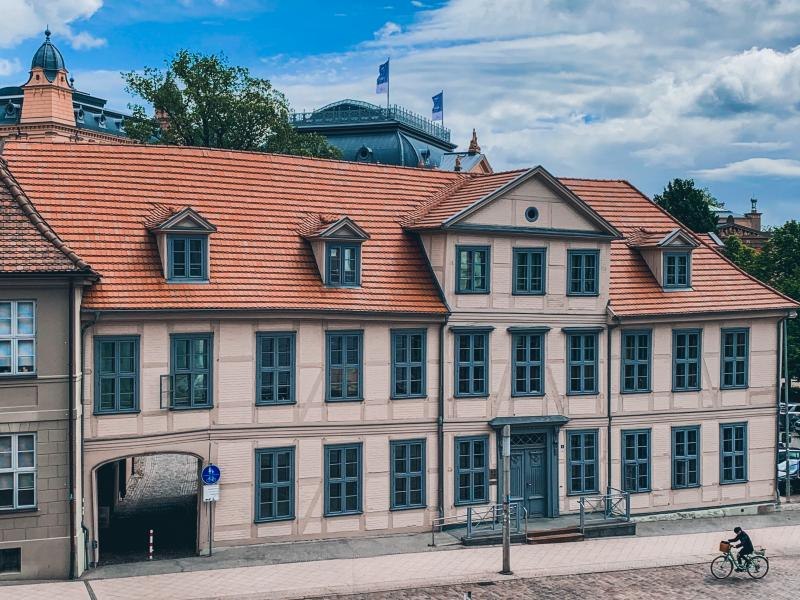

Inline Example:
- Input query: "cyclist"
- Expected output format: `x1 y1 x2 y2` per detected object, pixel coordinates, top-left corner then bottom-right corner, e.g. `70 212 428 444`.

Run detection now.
728 526 754 570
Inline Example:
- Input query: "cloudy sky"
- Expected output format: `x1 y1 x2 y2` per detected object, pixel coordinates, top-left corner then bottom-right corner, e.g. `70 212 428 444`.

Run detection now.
1 0 799 224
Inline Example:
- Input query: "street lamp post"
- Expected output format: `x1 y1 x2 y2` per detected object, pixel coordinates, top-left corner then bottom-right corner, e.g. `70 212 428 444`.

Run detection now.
501 425 513 575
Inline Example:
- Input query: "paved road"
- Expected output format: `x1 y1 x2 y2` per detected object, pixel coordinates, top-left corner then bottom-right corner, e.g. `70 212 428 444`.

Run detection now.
326 555 794 599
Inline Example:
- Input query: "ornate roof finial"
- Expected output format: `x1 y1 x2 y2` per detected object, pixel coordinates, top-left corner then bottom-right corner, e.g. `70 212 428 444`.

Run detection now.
454 155 462 172
45 27 51 40
468 128 481 155
750 197 758 213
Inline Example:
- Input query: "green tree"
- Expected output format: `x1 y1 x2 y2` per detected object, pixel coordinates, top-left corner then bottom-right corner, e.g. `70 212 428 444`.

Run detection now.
122 50 341 159
654 178 722 233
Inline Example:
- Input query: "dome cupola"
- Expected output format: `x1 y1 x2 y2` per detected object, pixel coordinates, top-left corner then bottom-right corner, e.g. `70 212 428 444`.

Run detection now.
30 29 66 81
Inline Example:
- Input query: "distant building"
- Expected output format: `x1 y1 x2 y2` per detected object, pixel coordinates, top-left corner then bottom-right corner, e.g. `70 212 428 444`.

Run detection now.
0 30 130 144
290 99 491 172
715 198 770 250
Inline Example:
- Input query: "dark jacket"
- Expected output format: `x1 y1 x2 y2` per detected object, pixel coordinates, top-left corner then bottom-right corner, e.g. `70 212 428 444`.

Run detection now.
729 530 754 555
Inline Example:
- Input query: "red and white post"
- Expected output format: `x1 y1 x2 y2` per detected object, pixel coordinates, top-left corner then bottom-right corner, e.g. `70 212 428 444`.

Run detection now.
148 529 154 560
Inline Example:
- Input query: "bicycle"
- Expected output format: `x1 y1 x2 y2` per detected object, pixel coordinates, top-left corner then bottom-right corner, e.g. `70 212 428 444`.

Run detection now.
710 540 769 579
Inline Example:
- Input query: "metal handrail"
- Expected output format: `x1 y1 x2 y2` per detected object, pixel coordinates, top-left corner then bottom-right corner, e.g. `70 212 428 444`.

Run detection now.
465 502 523 539
578 489 631 532
428 513 466 547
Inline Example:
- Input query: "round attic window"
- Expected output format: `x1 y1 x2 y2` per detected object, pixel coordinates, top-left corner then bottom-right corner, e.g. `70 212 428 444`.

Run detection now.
525 206 539 222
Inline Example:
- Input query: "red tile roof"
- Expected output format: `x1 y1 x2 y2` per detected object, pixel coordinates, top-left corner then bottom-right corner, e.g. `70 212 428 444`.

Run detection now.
3 143 459 313
560 178 797 317
0 158 91 274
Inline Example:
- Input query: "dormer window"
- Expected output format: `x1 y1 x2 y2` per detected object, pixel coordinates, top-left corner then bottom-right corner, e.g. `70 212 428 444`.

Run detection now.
168 235 207 281
146 206 216 284
326 243 360 287
663 252 690 289
301 216 369 289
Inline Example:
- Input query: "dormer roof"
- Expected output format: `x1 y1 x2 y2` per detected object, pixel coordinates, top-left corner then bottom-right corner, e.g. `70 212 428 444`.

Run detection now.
626 227 698 249
146 206 216 233
301 216 370 241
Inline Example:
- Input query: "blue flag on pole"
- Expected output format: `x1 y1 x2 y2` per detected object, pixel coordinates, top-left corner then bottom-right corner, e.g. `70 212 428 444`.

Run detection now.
432 91 443 121
376 60 389 94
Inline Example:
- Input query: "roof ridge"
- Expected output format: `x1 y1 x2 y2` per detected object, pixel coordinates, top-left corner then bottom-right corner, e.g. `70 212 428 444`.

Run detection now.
400 174 476 228
0 158 92 272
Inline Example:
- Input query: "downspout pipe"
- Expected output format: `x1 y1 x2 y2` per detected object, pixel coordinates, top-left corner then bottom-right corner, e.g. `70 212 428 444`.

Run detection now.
67 280 76 579
437 319 447 519
776 316 786 505
784 315 792 503
606 312 618 496
79 310 99 569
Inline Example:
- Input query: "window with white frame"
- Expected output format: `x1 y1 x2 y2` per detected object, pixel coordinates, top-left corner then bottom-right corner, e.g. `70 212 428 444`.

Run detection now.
0 434 36 510
0 301 36 376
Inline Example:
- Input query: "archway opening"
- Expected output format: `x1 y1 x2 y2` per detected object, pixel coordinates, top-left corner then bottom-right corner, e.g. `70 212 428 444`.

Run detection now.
96 453 200 565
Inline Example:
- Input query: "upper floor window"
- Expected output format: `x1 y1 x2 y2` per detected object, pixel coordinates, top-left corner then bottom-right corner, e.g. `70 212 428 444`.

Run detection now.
390 439 426 510
0 433 36 510
663 252 691 289
721 328 749 389
621 330 651 393
326 330 363 401
456 246 490 294
512 332 544 396
255 447 295 522
673 329 701 391
567 332 597 394
391 329 426 399
455 331 489 397
257 333 295 405
326 243 360 287
0 301 35 376
168 235 207 282
170 333 212 409
513 248 546 295
567 250 599 296
94 336 139 414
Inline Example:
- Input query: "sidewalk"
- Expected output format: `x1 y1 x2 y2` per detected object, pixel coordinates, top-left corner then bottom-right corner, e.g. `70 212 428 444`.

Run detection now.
10 520 800 600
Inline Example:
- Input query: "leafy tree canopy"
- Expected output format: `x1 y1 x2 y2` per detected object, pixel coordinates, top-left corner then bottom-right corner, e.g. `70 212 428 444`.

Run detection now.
654 178 722 233
122 50 341 159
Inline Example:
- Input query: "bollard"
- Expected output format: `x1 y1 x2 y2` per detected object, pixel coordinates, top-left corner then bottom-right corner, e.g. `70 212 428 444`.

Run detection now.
464 593 472 600
148 529 154 560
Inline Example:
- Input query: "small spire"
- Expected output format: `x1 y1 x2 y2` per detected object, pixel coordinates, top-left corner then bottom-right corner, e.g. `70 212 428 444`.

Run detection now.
468 128 481 154
454 155 462 172
45 27 51 40
750 197 758 213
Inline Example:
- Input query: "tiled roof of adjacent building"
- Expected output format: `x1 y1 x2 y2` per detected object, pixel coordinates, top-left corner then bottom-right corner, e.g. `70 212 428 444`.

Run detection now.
0 157 91 274
2 142 795 317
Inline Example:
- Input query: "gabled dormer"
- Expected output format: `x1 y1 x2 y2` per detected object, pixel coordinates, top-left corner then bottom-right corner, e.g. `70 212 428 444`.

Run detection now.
301 216 370 287
628 228 698 290
146 206 216 283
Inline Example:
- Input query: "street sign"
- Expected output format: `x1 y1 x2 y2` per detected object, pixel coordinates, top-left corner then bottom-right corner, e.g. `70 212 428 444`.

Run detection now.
202 483 220 502
201 464 221 485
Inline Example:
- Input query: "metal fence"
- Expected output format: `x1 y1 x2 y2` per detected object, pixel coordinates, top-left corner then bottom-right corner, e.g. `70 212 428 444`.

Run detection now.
465 502 526 539
578 487 631 532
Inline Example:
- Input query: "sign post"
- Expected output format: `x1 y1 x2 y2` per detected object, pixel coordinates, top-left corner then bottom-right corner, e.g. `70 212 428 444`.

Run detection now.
501 425 512 575
201 464 221 557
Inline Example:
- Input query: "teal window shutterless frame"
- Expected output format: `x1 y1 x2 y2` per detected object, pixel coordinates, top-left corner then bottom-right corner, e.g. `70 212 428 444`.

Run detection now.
672 426 700 489
170 333 212 409
720 423 748 484
673 329 701 391
663 252 691 289
621 330 651 393
721 328 749 389
94 336 140 414
567 430 598 495
512 332 544 396
390 439 426 510
324 443 362 516
567 332 598 394
454 435 489 505
168 234 207 281
454 331 489 397
456 245 490 294
326 242 360 287
622 429 650 493
567 249 599 296
0 300 36 376
0 433 36 510
512 248 546 295
255 447 294 522
326 330 363 402
256 332 295 405
391 329 426 399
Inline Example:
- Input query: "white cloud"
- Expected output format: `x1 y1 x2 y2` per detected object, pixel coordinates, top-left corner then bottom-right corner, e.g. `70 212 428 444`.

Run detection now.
693 158 800 180
374 21 402 40
0 0 105 51
68 30 106 50
0 58 21 77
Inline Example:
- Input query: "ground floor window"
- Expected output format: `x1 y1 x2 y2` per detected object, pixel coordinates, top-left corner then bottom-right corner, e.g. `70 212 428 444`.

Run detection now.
255 447 295 522
0 548 20 573
672 426 700 488
0 433 36 510
455 436 488 505
390 439 425 510
325 443 362 516
622 430 650 493
567 430 598 494
720 423 747 484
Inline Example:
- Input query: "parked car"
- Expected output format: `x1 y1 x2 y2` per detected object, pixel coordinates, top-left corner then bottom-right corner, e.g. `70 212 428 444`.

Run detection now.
778 448 800 494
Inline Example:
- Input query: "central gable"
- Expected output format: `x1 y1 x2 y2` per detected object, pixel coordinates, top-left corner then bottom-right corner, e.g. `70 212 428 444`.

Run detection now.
451 168 619 238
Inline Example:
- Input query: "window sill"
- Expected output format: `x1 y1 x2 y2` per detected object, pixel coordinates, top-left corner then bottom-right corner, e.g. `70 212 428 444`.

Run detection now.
254 515 295 524
720 480 749 486
454 394 489 399
671 484 701 491
255 401 297 407
166 279 210 284
0 374 38 382
566 391 599 396
0 507 38 517
390 504 427 512
324 510 363 518
511 391 545 398
623 489 651 495
721 386 749 391
324 284 362 289
620 390 652 395
566 293 600 297
454 499 490 507
454 290 491 295
511 291 545 296
390 395 428 401
94 410 141 417
566 490 599 497
325 398 364 403
169 405 214 411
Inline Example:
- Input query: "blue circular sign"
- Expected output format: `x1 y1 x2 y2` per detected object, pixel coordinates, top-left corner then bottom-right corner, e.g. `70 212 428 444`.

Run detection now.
201 464 221 485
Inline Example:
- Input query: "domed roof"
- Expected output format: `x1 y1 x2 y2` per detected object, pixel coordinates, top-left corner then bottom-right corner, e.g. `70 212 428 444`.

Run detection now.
30 29 66 81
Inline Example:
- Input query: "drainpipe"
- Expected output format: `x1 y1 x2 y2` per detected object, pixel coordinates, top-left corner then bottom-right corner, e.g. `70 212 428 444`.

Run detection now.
606 316 618 495
784 316 791 503
437 320 447 519
776 317 786 505
79 311 99 568
67 280 77 579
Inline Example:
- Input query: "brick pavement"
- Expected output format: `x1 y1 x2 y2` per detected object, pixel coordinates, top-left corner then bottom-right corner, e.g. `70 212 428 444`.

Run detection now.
7 523 800 600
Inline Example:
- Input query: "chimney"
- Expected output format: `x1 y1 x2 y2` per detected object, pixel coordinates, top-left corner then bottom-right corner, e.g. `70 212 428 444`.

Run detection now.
748 198 762 231
468 128 481 155
454 155 462 172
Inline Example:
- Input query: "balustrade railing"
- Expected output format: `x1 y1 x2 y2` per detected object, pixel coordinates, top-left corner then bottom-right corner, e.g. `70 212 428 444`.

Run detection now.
578 487 631 532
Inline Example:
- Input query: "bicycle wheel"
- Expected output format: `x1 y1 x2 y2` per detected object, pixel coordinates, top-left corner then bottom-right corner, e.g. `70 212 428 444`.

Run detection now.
711 555 733 579
746 556 769 579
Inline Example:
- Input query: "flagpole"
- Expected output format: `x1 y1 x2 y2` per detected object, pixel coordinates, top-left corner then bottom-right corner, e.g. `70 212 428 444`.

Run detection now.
441 90 444 127
386 57 390 109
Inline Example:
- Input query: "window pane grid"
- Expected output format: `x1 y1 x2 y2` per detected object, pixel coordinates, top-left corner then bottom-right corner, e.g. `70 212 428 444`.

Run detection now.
456 247 489 293
567 333 597 394
568 431 598 494
170 334 212 408
256 448 294 521
325 444 362 515
169 235 207 281
664 253 690 288
721 329 749 389
673 330 701 391
391 440 425 509
720 423 747 484
326 243 360 287
512 333 544 395
513 248 545 294
0 301 36 376
622 430 650 493
392 331 426 398
672 427 699 488
95 337 139 413
622 331 650 393
455 332 488 397
257 333 295 405
455 436 488 505
0 434 36 510
327 332 362 401
568 251 598 295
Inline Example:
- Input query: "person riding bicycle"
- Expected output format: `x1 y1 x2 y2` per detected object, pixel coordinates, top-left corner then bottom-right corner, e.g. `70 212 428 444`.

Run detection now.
728 527 754 570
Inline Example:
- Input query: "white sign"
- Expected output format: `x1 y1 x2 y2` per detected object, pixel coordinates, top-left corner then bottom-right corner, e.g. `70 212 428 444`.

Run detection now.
203 483 220 502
